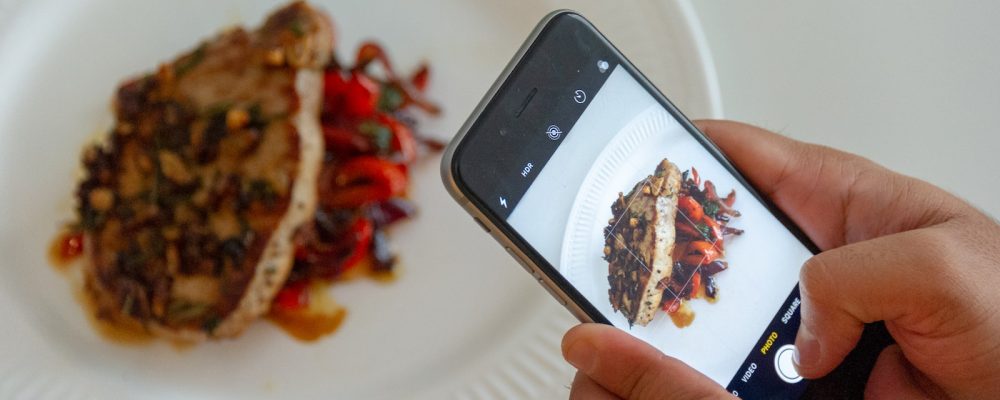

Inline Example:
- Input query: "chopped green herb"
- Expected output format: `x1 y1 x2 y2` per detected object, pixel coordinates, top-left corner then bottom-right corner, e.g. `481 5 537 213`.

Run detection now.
703 201 720 218
202 315 222 333
696 223 711 239
203 102 235 118
247 103 268 129
377 84 404 112
79 207 104 230
121 293 135 316
244 179 278 205
289 18 307 37
358 120 393 153
167 301 210 323
175 44 207 77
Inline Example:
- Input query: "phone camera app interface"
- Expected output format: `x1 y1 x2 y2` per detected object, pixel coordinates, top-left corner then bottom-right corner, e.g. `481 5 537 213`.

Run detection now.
503 65 813 398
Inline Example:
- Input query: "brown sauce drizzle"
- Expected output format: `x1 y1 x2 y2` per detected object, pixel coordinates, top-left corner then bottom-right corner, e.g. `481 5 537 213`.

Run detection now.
267 281 347 342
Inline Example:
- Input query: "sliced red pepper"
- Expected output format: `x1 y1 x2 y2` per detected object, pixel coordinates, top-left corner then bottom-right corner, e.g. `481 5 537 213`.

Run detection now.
662 297 681 313
700 215 724 246
680 240 720 266
338 217 374 273
322 124 371 154
344 72 380 119
378 114 417 163
355 42 396 79
323 70 347 99
323 156 408 209
676 222 703 239
722 189 737 208
294 243 310 261
677 195 704 222
690 272 703 299
274 280 309 311
410 63 430 91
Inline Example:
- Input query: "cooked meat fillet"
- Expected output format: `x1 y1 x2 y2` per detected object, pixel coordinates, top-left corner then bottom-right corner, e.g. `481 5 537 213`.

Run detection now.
75 1 332 340
605 159 682 326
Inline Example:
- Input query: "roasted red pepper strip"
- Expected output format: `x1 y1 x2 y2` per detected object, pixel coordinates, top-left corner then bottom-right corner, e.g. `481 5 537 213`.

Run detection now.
344 72 380 119
323 156 407 209
677 195 704 222
323 70 347 99
681 240 720 266
690 272 703 298
410 63 430 91
378 114 417 163
355 42 396 79
701 215 724 243
323 69 381 119
662 297 681 313
676 221 703 239
323 125 371 154
338 217 374 273
274 280 309 311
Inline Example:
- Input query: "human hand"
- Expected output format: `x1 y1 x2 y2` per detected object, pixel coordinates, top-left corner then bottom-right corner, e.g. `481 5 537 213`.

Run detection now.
562 120 1000 399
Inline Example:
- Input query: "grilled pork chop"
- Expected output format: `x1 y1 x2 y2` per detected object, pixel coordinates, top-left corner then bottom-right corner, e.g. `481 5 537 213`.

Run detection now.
605 159 682 326
76 2 332 340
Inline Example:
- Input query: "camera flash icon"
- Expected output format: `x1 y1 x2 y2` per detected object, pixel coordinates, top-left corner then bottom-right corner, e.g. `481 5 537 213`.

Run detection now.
597 60 609 73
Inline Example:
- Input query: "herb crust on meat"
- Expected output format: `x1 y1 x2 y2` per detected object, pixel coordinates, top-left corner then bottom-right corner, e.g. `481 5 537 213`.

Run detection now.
605 159 681 327
76 2 332 340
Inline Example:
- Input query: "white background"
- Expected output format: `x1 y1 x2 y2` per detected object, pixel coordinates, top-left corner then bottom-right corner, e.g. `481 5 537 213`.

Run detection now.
691 1 1000 219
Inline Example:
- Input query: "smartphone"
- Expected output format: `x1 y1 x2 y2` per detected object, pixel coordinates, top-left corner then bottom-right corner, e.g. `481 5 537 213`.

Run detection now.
443 11 848 399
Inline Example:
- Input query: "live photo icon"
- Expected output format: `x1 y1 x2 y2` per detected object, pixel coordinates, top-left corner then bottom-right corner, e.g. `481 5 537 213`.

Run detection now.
597 59 609 73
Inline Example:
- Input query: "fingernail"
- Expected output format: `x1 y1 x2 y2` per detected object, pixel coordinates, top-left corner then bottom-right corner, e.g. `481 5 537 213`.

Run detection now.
793 325 819 374
564 339 598 374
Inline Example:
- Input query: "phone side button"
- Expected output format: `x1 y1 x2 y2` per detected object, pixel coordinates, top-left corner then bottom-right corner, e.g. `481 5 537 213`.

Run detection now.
472 217 491 233
504 247 533 274
538 278 568 306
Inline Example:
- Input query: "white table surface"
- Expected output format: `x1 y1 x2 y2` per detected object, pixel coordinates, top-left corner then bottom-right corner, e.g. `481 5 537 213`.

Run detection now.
690 1 1000 219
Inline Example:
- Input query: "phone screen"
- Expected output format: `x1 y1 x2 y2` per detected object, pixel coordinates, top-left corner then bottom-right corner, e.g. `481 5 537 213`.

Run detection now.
448 13 815 398
510 64 810 397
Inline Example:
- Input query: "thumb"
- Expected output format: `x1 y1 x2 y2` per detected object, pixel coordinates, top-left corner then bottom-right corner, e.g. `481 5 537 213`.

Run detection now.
562 324 733 400
792 227 948 378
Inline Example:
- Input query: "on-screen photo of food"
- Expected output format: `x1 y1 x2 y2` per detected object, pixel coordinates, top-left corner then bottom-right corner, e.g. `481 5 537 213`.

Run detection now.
508 68 812 383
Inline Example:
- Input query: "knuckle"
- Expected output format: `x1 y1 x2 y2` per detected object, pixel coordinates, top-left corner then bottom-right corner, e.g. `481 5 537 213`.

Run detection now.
799 254 837 306
910 228 971 298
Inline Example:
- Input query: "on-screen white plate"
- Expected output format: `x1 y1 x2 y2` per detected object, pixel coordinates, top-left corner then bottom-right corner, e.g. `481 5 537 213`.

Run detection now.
0 0 719 398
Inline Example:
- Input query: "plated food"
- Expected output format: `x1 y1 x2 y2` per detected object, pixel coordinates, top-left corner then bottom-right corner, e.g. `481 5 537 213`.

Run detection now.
604 159 743 327
54 1 439 342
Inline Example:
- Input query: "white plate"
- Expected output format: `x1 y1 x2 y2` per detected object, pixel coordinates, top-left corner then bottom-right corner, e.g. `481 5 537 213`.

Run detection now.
0 1 719 398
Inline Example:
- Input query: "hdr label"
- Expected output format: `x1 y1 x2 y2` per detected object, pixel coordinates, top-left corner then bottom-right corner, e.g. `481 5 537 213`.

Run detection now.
521 162 534 178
